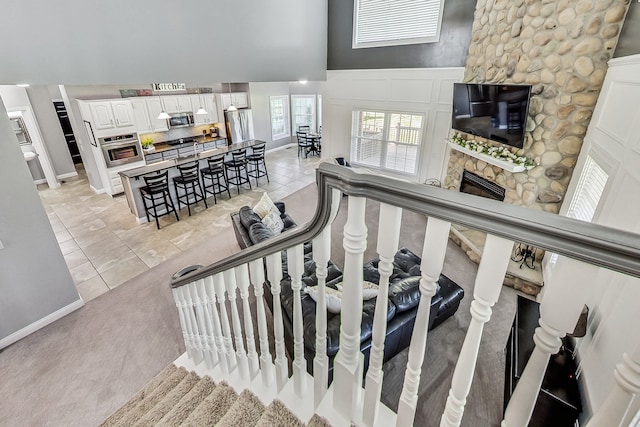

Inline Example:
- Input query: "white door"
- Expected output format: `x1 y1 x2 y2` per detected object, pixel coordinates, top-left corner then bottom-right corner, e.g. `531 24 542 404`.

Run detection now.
162 96 181 113
232 92 249 108
205 95 219 123
219 93 232 110
176 95 192 112
111 101 135 128
89 102 115 130
147 98 169 132
131 99 151 133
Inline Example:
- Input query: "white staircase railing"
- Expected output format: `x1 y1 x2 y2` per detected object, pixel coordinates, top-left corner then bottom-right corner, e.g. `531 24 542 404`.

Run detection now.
169 163 640 426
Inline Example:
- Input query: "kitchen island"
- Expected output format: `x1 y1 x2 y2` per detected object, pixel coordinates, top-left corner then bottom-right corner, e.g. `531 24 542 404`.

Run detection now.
120 139 265 222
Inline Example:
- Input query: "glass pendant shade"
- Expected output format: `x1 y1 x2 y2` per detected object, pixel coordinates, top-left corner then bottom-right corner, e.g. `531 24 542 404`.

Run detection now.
157 111 171 120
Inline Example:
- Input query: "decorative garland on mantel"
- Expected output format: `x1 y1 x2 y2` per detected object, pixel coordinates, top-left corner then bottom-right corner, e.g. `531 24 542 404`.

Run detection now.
450 132 536 169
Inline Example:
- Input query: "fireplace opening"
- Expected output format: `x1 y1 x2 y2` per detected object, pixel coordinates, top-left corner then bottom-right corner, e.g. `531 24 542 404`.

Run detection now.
460 170 506 201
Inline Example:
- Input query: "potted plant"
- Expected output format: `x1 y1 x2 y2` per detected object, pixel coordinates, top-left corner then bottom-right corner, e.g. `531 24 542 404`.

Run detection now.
141 137 155 151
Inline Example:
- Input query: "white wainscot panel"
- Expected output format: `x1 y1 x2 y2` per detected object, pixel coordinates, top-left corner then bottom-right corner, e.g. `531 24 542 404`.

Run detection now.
437 78 460 105
348 79 389 100
598 172 640 232
596 81 640 147
389 79 433 103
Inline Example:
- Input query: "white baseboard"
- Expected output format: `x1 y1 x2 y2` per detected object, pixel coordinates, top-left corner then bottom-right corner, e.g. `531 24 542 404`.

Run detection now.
267 143 296 153
90 184 105 195
0 298 84 349
33 178 47 185
57 171 78 180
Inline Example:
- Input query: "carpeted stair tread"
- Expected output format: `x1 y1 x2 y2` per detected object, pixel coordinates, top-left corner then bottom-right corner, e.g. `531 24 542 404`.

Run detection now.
156 376 216 426
111 366 188 427
181 381 238 427
307 413 333 427
216 389 266 427
100 364 178 427
255 399 305 427
132 371 200 426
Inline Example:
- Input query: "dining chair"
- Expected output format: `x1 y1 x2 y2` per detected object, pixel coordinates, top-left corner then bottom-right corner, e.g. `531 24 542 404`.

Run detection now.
296 132 312 158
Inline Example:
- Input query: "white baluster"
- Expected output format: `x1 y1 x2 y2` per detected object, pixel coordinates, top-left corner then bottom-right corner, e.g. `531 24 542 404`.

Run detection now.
172 287 196 361
203 275 229 374
313 188 343 408
585 342 640 427
503 257 598 427
441 234 514 427
235 263 260 380
249 259 275 387
267 251 289 391
362 203 403 426
395 217 451 427
224 268 250 380
190 280 215 369
334 196 368 420
288 243 308 396
213 272 237 371
181 285 205 365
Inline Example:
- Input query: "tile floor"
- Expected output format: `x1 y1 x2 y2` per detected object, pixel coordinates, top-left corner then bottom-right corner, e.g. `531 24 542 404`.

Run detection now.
38 146 322 302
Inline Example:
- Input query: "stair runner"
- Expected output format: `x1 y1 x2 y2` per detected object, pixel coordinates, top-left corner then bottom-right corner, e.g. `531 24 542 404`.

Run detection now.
100 364 332 427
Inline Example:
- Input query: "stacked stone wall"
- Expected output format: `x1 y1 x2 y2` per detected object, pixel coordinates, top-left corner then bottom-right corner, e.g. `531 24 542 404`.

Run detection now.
445 0 631 212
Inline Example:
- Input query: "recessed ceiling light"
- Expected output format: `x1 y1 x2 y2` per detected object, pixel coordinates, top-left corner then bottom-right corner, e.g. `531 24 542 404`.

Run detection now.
16 84 30 87
299 79 308 85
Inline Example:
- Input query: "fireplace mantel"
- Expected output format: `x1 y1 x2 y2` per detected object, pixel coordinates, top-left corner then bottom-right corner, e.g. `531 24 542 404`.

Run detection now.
446 140 526 173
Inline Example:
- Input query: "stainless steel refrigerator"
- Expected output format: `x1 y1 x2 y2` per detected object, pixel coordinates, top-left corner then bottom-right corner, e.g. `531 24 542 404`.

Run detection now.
224 109 255 145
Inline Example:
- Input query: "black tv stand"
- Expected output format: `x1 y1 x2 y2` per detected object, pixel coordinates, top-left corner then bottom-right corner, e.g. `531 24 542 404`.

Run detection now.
504 296 582 426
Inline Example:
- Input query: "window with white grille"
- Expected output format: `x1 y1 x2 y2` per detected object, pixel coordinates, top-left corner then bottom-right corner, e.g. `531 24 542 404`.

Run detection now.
291 95 316 133
270 95 290 140
353 0 445 49
351 110 424 175
566 155 609 222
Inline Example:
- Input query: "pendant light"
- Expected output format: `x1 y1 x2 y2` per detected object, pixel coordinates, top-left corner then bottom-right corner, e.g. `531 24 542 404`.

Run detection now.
226 82 237 112
195 86 207 115
157 93 171 120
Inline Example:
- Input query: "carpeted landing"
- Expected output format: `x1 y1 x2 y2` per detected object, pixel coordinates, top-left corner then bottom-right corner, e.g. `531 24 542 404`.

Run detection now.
100 364 331 427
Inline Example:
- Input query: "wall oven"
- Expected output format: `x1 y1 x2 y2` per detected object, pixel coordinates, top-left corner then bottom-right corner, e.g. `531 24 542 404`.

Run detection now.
99 133 143 167
169 112 194 129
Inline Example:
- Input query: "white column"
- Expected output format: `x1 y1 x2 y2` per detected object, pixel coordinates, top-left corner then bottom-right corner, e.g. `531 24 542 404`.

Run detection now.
441 234 514 427
288 243 308 396
312 226 331 408
502 257 598 427
213 272 237 371
203 275 229 374
172 287 196 361
585 342 640 427
396 217 451 427
175 285 204 364
235 263 260 380
334 196 368 420
267 251 289 391
190 280 216 369
223 268 250 380
249 258 275 387
363 204 403 426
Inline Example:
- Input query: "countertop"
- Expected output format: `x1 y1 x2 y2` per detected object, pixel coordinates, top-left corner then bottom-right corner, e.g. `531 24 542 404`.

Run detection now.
120 139 266 179
147 136 226 154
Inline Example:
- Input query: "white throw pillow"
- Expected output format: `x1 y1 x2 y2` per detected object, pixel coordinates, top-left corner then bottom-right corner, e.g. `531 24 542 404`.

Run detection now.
253 193 278 219
303 286 343 314
335 281 379 300
261 208 284 234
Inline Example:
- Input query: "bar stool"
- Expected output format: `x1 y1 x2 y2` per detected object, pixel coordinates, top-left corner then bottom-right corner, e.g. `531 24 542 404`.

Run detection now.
224 149 252 195
173 161 207 216
246 143 269 186
201 155 231 204
140 170 179 229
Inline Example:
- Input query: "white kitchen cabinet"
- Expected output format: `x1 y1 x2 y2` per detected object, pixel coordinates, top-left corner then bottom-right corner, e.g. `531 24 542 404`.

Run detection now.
162 95 193 114
86 100 135 132
192 94 219 125
111 100 135 127
131 98 151 133
205 95 219 123
219 92 249 110
146 98 169 132
89 102 116 130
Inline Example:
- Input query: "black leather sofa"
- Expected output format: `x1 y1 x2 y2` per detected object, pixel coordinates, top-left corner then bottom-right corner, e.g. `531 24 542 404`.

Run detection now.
230 205 465 377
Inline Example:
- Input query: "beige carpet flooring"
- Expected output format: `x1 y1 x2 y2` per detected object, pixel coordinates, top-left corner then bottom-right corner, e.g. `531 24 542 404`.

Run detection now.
0 182 516 427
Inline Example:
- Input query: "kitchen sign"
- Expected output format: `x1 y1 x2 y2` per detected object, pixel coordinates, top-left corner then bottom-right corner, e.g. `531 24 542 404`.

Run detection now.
152 83 187 92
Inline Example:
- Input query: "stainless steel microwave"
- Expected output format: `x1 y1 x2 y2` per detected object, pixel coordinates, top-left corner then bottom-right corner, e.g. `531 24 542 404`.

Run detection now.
168 112 194 129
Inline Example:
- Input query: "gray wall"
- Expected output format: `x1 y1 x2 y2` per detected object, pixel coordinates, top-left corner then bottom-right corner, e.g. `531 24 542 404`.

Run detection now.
248 82 295 150
614 1 640 58
0 97 80 343
26 86 75 177
327 0 475 70
0 0 327 85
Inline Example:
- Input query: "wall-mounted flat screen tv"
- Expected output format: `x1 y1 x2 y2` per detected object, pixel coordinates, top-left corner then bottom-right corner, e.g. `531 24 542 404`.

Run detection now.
452 83 532 149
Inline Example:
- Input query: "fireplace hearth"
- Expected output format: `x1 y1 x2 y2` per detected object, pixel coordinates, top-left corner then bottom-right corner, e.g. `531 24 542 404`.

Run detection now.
459 170 505 201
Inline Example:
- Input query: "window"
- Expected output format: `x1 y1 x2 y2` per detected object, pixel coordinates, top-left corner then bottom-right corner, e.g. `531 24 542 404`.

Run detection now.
353 0 445 49
566 155 608 222
270 96 290 140
351 110 424 175
291 95 316 133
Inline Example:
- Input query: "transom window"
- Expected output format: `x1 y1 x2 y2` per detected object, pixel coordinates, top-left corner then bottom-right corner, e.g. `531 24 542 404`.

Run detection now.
351 110 424 176
269 95 290 141
353 0 445 49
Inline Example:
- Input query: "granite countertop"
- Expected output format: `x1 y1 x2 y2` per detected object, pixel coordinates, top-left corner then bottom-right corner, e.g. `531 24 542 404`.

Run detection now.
148 136 226 154
121 139 266 179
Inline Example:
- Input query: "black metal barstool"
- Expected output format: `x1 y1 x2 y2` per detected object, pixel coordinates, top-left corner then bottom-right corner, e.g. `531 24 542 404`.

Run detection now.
224 149 252 195
201 154 231 204
173 161 208 216
246 143 269 186
140 170 179 229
